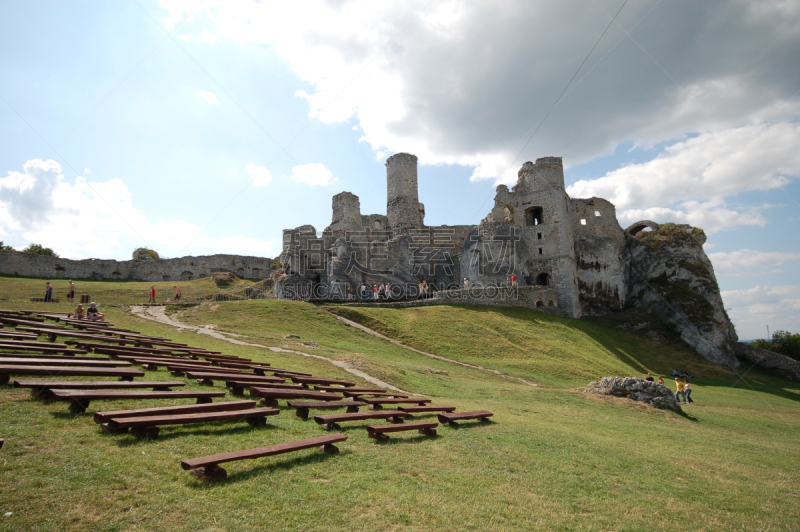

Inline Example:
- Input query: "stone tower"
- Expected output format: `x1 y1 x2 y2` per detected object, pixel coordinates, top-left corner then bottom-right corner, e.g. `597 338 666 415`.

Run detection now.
386 153 425 233
329 191 362 233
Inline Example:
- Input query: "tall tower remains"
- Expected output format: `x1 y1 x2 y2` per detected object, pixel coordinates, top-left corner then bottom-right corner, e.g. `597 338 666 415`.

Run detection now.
386 153 424 232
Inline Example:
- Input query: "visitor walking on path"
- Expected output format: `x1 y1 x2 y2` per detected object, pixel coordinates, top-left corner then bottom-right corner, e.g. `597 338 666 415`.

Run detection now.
149 286 156 304
675 378 687 404
684 380 694 403
174 286 182 303
67 280 75 303
44 282 53 303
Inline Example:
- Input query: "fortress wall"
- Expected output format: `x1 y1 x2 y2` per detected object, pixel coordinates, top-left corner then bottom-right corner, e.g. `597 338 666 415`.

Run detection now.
0 249 272 282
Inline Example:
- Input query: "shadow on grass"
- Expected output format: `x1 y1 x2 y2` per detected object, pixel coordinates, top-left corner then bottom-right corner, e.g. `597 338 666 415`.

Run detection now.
189 450 349 486
369 433 440 445
441 420 496 430
106 421 279 446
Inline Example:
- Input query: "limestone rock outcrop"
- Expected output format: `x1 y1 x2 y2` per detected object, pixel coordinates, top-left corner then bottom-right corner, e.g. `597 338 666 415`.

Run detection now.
734 342 800 381
586 376 682 412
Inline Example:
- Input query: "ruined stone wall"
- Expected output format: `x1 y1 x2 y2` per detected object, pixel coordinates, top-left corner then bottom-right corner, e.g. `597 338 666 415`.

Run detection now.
0 249 272 282
570 197 628 315
386 153 424 232
330 191 362 233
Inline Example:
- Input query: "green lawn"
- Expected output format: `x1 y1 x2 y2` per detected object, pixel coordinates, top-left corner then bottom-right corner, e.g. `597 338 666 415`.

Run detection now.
1 291 798 531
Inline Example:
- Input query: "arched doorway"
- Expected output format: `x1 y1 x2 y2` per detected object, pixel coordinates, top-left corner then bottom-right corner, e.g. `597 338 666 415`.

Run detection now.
536 273 550 286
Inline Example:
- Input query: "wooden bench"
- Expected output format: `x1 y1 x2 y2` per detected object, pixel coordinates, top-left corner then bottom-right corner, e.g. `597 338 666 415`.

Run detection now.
0 331 40 340
259 368 313 377
362 397 432 409
14 379 186 398
366 421 438 441
0 353 111 361
185 371 284 386
399 405 457 414
249 387 343 407
0 343 87 355
226 381 303 396
437 410 494 426
106 407 279 439
180 434 348 481
49 389 227 413
0 357 132 368
314 386 386 393
313 411 412 431
0 365 145 385
94 400 257 423
289 376 356 388
287 400 367 419
342 391 408 399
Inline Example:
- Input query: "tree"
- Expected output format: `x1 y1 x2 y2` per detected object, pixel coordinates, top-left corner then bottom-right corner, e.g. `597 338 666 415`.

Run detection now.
0 241 13 251
22 243 58 257
753 330 800 362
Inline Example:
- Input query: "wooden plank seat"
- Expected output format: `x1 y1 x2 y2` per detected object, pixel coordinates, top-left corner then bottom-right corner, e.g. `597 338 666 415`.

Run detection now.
0 353 111 361
94 400 257 423
105 407 280 439
314 386 386 393
0 316 48 326
261 368 313 377
290 376 356 388
0 365 145 385
180 433 348 481
362 397 432 409
0 343 87 355
49 389 227 413
313 410 412 431
249 387 343 407
0 357 132 368
14 380 186 398
170 365 252 378
226 381 302 396
399 405 457 414
0 331 40 340
366 421 438 441
342 391 408 399
18 328 136 344
185 371 282 385
438 411 494 425
287 400 367 419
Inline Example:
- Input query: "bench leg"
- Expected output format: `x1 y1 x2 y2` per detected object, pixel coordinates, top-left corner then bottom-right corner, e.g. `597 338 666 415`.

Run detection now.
190 464 228 482
370 404 384 410
345 405 360 413
131 426 160 439
68 399 90 414
196 397 214 404
261 398 279 408
295 407 310 420
48 333 57 342
253 368 265 376
229 386 244 397
144 364 159 371
152 386 172 391
197 379 214 386
389 416 405 423
419 428 437 437
119 376 134 382
170 370 185 377
322 422 341 431
318 443 340 454
100 423 129 435
369 432 390 442
246 416 267 427
0 374 8 386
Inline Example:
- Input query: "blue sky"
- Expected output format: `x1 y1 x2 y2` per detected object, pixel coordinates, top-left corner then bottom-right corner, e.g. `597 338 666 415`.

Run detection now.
1 0 799 339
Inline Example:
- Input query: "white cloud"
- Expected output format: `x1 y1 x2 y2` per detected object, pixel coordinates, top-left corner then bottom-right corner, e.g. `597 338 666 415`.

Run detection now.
708 250 800 276
246 163 272 186
722 285 800 339
182 28 218 44
196 90 218 104
284 163 336 187
0 159 276 260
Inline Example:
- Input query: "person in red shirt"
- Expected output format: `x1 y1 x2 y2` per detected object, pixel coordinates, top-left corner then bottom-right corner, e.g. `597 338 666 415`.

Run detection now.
149 286 156 304
511 274 517 287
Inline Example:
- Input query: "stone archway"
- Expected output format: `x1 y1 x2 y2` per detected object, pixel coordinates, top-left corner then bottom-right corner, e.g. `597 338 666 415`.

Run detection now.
625 220 660 236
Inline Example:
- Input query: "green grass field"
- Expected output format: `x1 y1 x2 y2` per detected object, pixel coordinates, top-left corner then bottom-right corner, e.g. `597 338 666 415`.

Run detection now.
1 282 798 531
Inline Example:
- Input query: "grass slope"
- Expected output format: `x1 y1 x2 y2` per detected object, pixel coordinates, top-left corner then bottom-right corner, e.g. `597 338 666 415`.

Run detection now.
0 295 798 531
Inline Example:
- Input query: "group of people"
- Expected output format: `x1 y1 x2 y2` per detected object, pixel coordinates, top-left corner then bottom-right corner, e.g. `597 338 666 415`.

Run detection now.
359 282 393 300
44 280 77 303
147 285 182 304
71 302 105 322
645 372 694 404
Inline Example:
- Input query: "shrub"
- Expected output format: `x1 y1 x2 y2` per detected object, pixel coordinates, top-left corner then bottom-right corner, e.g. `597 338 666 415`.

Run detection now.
0 241 13 251
23 243 58 257
753 330 800 362
133 247 160 260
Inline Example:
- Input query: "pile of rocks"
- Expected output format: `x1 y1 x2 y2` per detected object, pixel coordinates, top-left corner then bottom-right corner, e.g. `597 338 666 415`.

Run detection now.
586 376 681 412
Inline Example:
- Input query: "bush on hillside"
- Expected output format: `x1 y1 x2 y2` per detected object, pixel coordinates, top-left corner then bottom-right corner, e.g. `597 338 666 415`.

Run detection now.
753 330 800 362
0 241 13 251
133 247 160 261
23 243 58 257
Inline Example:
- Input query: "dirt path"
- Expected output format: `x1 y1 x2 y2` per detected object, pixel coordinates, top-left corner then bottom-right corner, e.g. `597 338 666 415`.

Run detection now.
329 312 538 388
129 305 407 393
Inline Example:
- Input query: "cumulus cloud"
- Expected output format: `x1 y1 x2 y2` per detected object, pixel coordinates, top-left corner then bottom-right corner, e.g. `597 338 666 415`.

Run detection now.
722 285 800 339
284 163 336 187
246 163 272 186
708 250 800 277
196 89 218 103
161 0 800 180
0 159 276 259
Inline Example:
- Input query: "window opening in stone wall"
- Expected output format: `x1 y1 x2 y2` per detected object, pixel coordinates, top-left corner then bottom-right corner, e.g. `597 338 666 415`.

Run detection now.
503 205 514 224
536 301 544 308
538 248 543 255
374 220 382 230
580 219 587 225
594 210 601 217
537 233 542 240
536 273 550 286
525 207 544 226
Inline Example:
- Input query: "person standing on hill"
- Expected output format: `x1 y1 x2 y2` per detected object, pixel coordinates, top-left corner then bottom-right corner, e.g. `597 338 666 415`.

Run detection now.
684 379 694 403
44 282 53 302
511 274 517 287
174 285 182 303
67 280 75 303
675 378 687 404
149 286 156 304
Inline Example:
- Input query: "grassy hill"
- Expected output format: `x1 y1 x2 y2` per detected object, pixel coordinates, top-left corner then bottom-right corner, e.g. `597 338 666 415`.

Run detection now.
1 290 798 531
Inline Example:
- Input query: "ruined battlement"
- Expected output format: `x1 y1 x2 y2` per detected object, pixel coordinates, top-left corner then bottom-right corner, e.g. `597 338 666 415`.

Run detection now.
386 152 424 232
